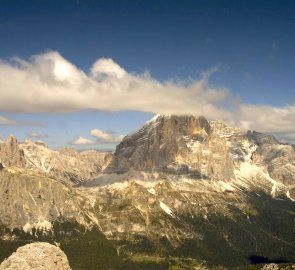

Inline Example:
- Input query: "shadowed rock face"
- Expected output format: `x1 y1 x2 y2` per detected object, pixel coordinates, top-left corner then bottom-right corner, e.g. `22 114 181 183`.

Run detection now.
0 242 70 270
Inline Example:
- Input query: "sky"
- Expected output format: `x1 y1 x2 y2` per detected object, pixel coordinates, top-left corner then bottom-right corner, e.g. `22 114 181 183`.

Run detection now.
0 0 295 149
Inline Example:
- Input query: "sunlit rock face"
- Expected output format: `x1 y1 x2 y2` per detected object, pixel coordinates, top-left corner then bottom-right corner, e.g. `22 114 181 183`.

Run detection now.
107 115 214 174
105 115 255 183
0 135 25 168
106 114 295 187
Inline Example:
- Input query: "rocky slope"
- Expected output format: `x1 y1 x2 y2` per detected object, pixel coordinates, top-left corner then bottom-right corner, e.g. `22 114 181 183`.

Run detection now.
0 168 137 269
0 168 95 232
0 242 70 270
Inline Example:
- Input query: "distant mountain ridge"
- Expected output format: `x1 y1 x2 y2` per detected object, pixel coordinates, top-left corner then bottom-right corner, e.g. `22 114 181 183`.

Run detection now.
0 136 110 184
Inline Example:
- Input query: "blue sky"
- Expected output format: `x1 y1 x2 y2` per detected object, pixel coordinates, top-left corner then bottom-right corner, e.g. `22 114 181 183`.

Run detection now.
0 0 295 148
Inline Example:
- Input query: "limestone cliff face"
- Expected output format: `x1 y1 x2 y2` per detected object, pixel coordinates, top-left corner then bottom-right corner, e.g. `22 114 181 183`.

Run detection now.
105 115 248 182
105 115 295 187
0 242 70 270
106 115 211 173
0 135 25 168
0 170 93 231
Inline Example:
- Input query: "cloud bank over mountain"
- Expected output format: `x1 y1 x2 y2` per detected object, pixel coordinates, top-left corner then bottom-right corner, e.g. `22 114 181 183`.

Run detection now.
0 51 294 135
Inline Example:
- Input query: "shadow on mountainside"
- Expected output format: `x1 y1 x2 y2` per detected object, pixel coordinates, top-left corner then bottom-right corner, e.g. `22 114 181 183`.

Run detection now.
249 255 289 264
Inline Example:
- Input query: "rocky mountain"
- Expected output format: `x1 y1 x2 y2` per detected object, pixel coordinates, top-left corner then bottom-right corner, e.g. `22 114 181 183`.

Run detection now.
0 137 110 184
79 115 295 267
106 115 295 190
0 242 70 270
1 114 295 269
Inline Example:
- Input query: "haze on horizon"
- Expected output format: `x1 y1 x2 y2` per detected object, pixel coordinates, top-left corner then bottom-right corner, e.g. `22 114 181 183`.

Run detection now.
0 0 295 149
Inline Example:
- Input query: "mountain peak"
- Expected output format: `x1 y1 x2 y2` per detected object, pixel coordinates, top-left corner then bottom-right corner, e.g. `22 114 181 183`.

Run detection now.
106 114 212 173
0 134 25 168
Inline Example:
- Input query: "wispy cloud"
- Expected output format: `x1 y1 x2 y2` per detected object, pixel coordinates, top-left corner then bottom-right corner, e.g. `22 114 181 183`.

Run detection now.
27 132 49 139
0 51 295 136
0 116 17 125
233 104 295 133
0 115 42 126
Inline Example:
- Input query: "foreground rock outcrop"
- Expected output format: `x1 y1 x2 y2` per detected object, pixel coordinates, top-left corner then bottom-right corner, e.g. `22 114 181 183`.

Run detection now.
0 242 70 270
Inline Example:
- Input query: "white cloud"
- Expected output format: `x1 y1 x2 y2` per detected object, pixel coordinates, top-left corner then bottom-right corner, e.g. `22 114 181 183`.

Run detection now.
0 51 295 136
69 129 124 145
232 104 295 133
90 129 124 143
70 136 96 145
0 51 231 118
91 58 126 79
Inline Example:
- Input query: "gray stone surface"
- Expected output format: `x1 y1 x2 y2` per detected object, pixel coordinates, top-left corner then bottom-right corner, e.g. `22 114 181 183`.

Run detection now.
0 170 92 230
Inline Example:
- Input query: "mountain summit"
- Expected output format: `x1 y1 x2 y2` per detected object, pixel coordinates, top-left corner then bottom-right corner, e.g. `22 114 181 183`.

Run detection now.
106 114 295 192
